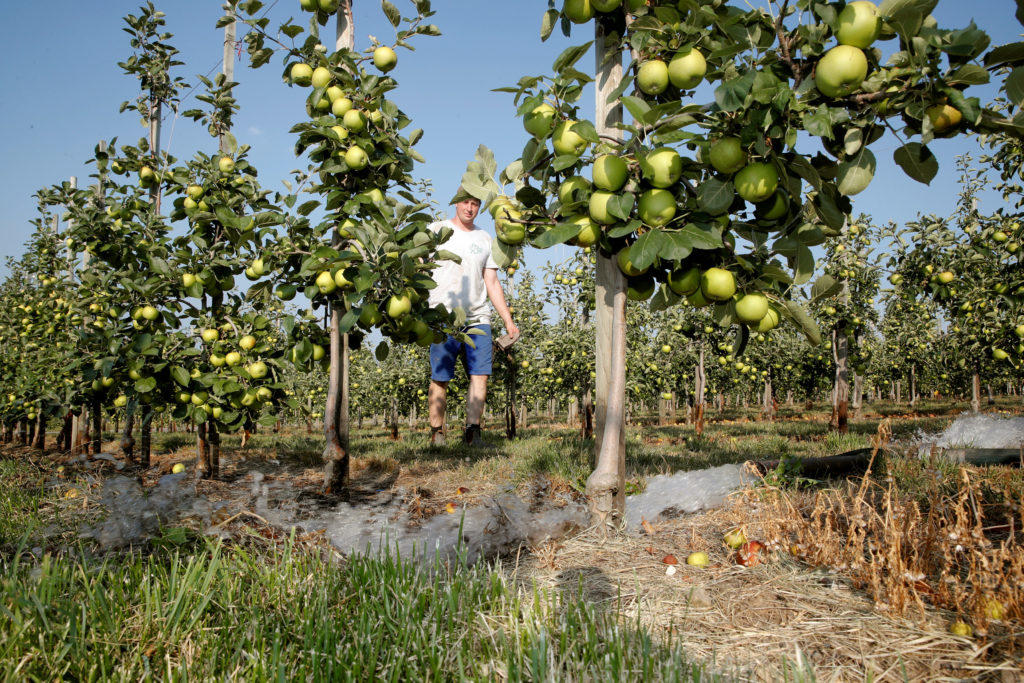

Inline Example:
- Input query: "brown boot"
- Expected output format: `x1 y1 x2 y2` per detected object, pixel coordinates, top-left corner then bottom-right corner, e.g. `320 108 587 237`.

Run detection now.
463 424 494 449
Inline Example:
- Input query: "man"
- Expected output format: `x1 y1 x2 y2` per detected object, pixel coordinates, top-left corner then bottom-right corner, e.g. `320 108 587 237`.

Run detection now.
427 193 519 446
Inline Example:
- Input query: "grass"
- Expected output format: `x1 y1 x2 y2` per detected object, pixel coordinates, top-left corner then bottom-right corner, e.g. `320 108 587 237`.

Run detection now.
0 457 704 681
0 459 47 549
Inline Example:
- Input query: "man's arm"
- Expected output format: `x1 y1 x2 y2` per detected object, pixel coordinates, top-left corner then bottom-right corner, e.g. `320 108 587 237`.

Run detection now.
483 267 520 340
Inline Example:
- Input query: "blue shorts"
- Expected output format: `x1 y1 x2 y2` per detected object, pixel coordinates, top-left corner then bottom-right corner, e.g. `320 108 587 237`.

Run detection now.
430 325 492 381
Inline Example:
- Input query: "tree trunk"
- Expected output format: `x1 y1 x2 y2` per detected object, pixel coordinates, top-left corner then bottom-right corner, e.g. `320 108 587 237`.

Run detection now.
971 372 981 413
198 422 211 477
761 377 774 421
90 396 102 455
852 372 863 420
694 345 706 436
581 389 593 439
910 364 917 408
140 407 152 469
121 409 136 461
32 412 45 450
831 327 849 433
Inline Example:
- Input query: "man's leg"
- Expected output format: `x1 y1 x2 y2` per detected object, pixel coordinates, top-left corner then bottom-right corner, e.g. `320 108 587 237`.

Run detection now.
429 380 449 429
466 374 488 426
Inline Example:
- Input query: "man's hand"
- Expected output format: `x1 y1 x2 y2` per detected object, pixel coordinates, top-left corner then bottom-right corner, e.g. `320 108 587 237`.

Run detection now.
505 321 520 342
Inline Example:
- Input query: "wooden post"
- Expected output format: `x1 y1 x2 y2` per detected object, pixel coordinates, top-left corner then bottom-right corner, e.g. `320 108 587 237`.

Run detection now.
221 8 236 154
586 16 627 529
322 2 355 494
971 372 981 413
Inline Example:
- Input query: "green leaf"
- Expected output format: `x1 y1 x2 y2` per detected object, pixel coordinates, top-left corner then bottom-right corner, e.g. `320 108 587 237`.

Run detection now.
648 284 681 313
783 300 822 346
381 0 401 27
171 366 190 387
1005 66 1024 109
697 177 733 215
712 300 736 327
135 377 157 394
836 147 876 196
628 230 667 271
540 9 559 41
984 41 1024 68
675 222 724 251
532 221 581 248
946 64 990 86
553 42 593 73
793 245 814 285
375 341 390 362
810 274 841 301
893 142 938 185
491 237 514 268
620 95 651 122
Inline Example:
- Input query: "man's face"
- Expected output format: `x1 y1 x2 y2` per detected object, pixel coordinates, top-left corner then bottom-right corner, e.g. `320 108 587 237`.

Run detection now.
456 199 481 224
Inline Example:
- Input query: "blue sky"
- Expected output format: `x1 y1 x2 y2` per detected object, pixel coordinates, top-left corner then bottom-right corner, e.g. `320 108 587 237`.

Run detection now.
0 1 1020 279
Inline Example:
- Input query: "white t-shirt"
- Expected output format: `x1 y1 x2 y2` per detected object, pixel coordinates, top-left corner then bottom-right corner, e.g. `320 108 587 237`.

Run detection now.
427 219 499 325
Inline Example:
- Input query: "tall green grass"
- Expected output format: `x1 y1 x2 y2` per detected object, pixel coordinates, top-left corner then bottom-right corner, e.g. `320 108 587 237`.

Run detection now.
0 537 704 681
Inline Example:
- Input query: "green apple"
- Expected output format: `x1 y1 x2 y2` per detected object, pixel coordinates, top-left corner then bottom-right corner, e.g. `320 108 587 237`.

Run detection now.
708 137 747 174
701 267 736 301
311 66 332 89
925 104 962 134
524 103 557 139
139 166 157 186
387 293 412 318
140 305 159 321
191 391 209 406
316 271 337 294
247 361 269 379
343 109 366 132
592 154 628 191
637 188 676 226
668 47 706 89
219 157 235 173
186 184 204 200
572 214 601 246
723 528 747 549
225 351 242 366
558 175 592 208
937 270 954 284
756 307 780 332
754 191 788 222
616 249 647 277
836 1 880 49
344 145 369 170
589 191 623 225
627 275 656 301
201 328 220 343
640 147 682 188
113 394 128 408
563 0 594 23
668 266 700 295
312 344 326 361
331 96 353 116
637 59 669 95
552 120 589 157
815 45 868 98
735 292 769 323
373 46 398 72
592 0 621 10
239 335 257 350
686 552 710 567
734 162 779 203
359 306 383 327
210 353 226 367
